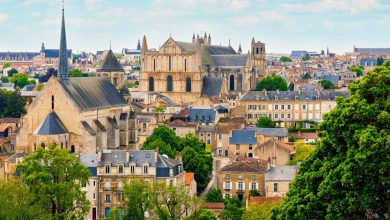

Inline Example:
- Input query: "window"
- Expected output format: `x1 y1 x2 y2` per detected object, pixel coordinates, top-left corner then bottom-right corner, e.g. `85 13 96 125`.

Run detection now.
105 207 110 217
207 140 210 144
207 133 211 137
148 77 154 91
287 105 291 109
143 123 146 129
274 114 278 119
71 145 75 153
251 182 257 190
82 182 86 188
219 134 222 140
143 165 148 174
248 114 253 119
93 181 96 186
274 105 278 110
51 95 54 110
251 175 256 180
287 114 291 119
225 194 231 198
105 195 111 203
238 182 243 190
167 75 173 92
153 59 156 71
274 183 278 192
224 182 231 189
93 193 96 200
281 114 284 119
229 75 235 91
249 144 252 150
186 77 191 92
105 165 110 174
281 105 284 110
130 165 135 174
248 153 253 157
168 56 172 71
278 136 283 140
302 105 306 110
184 59 187 72
41 143 46 148
236 144 240 150
118 165 124 174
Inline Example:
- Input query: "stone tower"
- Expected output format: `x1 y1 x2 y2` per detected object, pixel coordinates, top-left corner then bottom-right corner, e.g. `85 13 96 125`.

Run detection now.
96 49 125 92
250 37 266 90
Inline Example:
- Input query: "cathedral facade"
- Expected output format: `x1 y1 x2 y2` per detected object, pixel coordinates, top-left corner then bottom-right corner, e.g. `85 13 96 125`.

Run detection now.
139 33 266 105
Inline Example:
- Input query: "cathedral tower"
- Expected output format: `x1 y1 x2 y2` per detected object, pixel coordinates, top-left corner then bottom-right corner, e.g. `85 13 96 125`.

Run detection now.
58 2 69 82
250 37 266 90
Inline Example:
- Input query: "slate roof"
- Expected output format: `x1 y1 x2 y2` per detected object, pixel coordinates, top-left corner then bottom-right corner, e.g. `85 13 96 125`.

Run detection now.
44 49 72 58
188 108 216 123
323 75 340 85
354 48 390 56
60 77 128 111
201 76 223 97
129 150 156 167
266 165 298 181
79 153 98 176
229 129 257 144
256 128 288 137
81 121 96 136
240 90 349 101
210 54 248 67
175 41 196 52
157 154 180 168
33 112 68 135
290 50 307 58
0 52 40 60
99 150 128 167
5 152 27 162
97 49 124 72
201 45 236 66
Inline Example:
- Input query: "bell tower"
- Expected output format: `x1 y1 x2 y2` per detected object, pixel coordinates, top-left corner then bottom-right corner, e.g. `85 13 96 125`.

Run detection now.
250 37 266 90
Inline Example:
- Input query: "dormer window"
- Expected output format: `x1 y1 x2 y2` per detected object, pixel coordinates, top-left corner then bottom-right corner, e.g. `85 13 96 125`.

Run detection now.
105 165 110 174
130 165 135 174
143 165 148 174
118 164 124 174
275 96 278 100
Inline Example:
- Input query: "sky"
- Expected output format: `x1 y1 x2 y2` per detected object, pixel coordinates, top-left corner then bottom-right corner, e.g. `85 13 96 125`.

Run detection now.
0 0 389 54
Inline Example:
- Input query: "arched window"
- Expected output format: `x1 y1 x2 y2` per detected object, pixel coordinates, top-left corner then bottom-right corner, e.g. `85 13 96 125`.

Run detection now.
41 143 46 149
184 59 187 72
256 48 259 54
60 143 63 149
168 56 172 71
153 59 156 71
51 95 54 110
71 145 75 153
148 77 154 91
186 77 191 92
229 75 235 91
167 75 173 92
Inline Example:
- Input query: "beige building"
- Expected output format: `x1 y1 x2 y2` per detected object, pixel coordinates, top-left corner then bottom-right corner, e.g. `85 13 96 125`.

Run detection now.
265 165 298 197
239 90 349 127
167 120 197 137
256 139 294 166
139 34 265 105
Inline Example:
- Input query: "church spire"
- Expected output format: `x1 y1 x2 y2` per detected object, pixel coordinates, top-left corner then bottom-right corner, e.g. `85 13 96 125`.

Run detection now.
58 0 69 81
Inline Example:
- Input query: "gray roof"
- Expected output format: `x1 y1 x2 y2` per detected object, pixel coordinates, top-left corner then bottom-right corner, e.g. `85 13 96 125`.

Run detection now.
137 114 154 122
256 128 288 137
129 150 156 167
58 8 69 81
175 41 196 52
240 90 349 101
188 108 216 123
354 48 390 56
322 75 340 85
60 77 128 111
81 121 96 136
199 125 216 133
97 49 124 72
290 50 307 58
202 76 223 97
33 112 68 135
229 129 257 144
266 165 298 181
201 45 236 66
99 150 128 167
158 94 176 106
107 117 118 129
79 153 98 167
94 119 107 132
210 54 248 67
157 154 180 168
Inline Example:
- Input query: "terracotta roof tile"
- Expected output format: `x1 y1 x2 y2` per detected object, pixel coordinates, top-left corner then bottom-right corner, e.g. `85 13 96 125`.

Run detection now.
220 155 268 173
257 140 294 152
203 202 225 209
296 132 319 139
184 172 194 185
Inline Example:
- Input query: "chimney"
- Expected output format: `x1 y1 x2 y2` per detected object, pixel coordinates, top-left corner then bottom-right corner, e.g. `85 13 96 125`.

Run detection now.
175 153 182 163
154 148 158 162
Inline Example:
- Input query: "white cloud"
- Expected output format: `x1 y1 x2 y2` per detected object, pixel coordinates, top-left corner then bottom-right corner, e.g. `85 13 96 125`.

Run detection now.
281 0 379 14
225 0 250 11
229 11 286 25
83 0 103 11
0 13 9 23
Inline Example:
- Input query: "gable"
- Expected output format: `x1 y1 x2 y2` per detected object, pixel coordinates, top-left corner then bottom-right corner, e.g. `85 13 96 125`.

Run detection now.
159 38 188 54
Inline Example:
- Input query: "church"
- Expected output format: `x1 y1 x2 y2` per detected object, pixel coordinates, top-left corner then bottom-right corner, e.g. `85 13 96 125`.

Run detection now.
15 5 135 154
139 33 266 105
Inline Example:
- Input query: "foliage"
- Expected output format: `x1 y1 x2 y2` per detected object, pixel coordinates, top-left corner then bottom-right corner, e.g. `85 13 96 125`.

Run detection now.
272 60 390 219
186 209 217 220
256 116 274 128
35 83 44 91
219 198 244 220
279 56 292 62
0 88 26 118
249 189 261 197
126 81 139 88
377 57 385 66
204 188 224 202
132 66 141 71
69 68 87 77
0 179 49 220
2 62 12 69
39 68 57 83
17 145 91 219
288 135 296 142
256 75 288 91
7 68 18 77
242 199 281 220
123 178 151 220
142 125 180 157
287 141 315 165
1 76 8 83
154 105 167 115
301 72 311 79
9 73 36 88
350 65 364 77
318 79 336 89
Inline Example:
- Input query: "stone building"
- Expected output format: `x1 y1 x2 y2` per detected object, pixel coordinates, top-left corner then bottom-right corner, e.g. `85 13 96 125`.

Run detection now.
265 165 298 197
139 34 266 105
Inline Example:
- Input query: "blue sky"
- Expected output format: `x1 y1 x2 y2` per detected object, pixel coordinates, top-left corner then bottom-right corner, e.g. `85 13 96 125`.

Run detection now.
0 0 389 54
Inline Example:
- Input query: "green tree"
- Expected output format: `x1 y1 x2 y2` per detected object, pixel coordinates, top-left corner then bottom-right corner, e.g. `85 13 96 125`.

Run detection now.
2 62 12 69
242 199 281 220
7 68 18 77
1 76 8 83
256 75 288 91
123 178 151 220
220 198 244 220
287 141 315 165
350 65 364 77
69 68 85 77
9 73 35 88
204 188 224 202
256 116 274 128
318 79 336 89
17 145 92 219
0 179 49 220
279 56 292 62
377 57 385 66
249 189 261 197
142 125 180 158
272 60 390 219
301 72 311 79
187 209 217 220
0 88 26 118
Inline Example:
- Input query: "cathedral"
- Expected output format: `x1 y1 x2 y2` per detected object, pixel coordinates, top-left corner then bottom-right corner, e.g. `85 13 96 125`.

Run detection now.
15 5 135 154
139 33 266 105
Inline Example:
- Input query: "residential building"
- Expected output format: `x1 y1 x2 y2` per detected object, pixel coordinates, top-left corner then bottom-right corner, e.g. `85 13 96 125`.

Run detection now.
167 120 197 137
79 153 99 220
184 172 197 196
265 165 298 197
295 132 319 143
255 139 294 166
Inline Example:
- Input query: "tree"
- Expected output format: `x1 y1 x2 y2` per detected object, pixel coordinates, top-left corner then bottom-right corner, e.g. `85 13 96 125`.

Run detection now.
123 178 152 220
2 62 12 69
279 56 292 62
1 76 8 83
249 189 261 197
204 188 224 202
9 73 36 89
219 198 244 220
287 141 315 165
186 209 217 220
0 88 26 118
17 145 91 219
272 60 390 219
256 116 274 128
242 199 281 220
256 75 288 91
0 179 49 220
301 72 311 79
318 79 336 89
377 57 385 66
69 68 86 77
153 105 167 117
350 65 364 77
7 68 18 77
142 125 180 158
150 183 202 220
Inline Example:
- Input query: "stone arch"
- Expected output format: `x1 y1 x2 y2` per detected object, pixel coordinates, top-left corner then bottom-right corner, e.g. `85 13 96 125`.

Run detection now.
229 74 235 91
167 75 173 92
186 77 191 92
149 77 154 92
71 145 75 153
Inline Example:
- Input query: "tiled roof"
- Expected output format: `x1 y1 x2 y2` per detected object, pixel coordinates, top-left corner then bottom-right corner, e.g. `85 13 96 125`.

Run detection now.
256 128 289 137
217 123 242 134
296 132 319 139
220 156 268 173
97 49 124 72
218 117 245 124
167 119 197 127
257 140 294 152
240 90 349 101
184 172 195 185
0 125 8 132
201 76 223 97
229 129 257 144
33 112 68 135
266 165 298 181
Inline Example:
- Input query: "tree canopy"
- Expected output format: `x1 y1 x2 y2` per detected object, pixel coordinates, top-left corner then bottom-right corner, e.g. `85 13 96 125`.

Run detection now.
256 116 274 128
7 68 18 77
287 141 315 165
318 79 336 89
256 75 288 91
0 88 26 118
204 188 224 203
17 145 92 219
2 62 12 69
69 68 87 77
279 56 292 62
350 65 364 77
272 60 390 219
9 73 36 89
243 199 281 220
123 178 151 220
